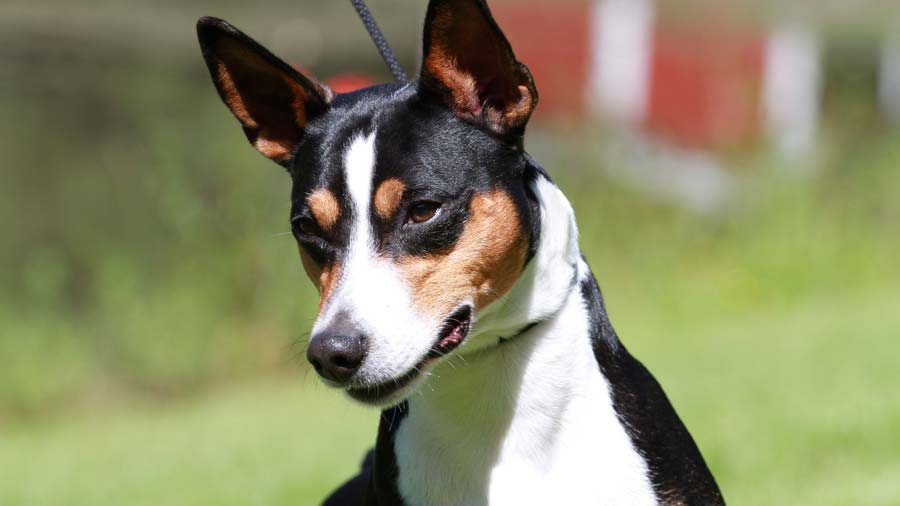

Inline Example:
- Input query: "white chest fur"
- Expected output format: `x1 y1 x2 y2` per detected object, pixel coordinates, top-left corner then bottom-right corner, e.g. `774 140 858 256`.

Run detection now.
393 292 658 506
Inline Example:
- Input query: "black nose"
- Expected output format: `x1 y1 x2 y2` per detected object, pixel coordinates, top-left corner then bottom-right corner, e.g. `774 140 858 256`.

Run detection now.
307 332 367 384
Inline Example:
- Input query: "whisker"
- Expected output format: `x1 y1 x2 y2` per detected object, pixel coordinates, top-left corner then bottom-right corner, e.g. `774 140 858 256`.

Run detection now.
388 407 398 431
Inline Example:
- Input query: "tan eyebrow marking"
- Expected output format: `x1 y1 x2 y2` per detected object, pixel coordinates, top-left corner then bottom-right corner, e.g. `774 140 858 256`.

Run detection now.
373 178 407 219
307 188 340 232
397 189 528 322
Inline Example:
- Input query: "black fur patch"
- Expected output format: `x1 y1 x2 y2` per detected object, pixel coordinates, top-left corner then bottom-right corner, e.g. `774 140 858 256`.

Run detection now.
579 263 725 505
322 403 409 506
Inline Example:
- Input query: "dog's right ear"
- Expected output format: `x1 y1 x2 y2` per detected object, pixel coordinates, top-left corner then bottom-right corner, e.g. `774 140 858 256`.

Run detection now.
196 17 333 168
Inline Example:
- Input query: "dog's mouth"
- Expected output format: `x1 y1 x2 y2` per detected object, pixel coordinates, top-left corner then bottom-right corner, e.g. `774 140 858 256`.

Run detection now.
430 305 473 357
346 305 472 404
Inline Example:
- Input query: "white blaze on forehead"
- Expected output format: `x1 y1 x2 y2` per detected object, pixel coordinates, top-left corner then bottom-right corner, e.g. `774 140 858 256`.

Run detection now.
313 131 433 384
344 131 377 249
317 131 378 329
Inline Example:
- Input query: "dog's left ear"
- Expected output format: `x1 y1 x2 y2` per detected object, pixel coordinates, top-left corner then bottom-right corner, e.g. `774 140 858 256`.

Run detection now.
196 17 333 167
419 0 538 137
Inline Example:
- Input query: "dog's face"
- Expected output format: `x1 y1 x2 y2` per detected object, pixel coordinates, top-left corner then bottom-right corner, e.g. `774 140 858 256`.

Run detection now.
197 0 540 405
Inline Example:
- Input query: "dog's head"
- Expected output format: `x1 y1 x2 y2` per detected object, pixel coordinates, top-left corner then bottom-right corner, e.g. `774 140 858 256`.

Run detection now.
197 0 546 405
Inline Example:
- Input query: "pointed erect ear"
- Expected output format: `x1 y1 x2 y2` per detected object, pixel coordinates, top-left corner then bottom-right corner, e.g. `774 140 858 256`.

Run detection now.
419 0 538 136
196 17 333 167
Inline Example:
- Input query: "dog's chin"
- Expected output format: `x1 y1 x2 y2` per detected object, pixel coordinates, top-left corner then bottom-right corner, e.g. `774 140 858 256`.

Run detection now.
345 305 472 407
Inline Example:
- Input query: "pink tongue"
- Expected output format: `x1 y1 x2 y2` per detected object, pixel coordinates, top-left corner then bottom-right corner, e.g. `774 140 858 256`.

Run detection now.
438 326 464 349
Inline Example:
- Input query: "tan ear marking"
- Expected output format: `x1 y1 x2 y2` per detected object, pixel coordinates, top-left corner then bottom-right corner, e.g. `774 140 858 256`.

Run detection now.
307 189 341 232
207 34 330 163
214 51 305 162
421 0 537 133
425 55 481 117
216 62 255 129
374 178 407 219
398 189 528 322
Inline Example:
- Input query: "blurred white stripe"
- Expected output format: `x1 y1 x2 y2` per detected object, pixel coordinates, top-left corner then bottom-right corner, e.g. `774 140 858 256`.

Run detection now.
879 35 900 123
763 24 822 157
588 0 654 126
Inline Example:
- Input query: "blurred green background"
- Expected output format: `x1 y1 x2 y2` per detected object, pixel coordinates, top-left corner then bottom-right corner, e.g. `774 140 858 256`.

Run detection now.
2 0 899 504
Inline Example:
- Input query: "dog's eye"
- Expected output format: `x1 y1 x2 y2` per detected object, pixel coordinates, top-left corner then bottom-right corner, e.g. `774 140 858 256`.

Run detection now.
293 217 320 236
407 201 440 224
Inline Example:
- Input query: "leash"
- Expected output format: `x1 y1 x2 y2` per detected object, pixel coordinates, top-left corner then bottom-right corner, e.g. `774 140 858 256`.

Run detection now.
349 0 408 82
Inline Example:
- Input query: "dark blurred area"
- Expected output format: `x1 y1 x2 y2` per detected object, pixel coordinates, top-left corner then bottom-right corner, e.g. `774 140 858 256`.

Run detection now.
2 1 899 503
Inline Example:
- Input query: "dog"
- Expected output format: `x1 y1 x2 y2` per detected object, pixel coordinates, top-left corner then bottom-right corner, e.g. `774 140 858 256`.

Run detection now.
196 0 724 504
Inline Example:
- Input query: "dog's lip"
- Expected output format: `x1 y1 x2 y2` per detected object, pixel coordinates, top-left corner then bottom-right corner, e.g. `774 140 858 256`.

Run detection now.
346 306 473 404
429 305 472 358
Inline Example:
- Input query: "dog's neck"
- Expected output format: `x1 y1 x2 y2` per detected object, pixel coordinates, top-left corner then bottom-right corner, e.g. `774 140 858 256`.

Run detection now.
364 168 722 506
465 170 583 349
385 171 659 506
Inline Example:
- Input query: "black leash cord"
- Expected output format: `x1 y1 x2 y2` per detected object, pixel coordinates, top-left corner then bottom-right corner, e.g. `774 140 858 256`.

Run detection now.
349 0 408 82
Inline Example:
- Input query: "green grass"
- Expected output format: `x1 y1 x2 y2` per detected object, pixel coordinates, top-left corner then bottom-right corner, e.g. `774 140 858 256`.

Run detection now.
0 381 376 506
3 129 900 503
3 287 899 505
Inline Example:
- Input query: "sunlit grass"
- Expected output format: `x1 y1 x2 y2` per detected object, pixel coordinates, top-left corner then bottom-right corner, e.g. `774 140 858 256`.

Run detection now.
3 286 899 505
0 381 376 506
